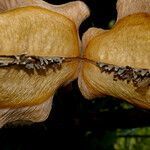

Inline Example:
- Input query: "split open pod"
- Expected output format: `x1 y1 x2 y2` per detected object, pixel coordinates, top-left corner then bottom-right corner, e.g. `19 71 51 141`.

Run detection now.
0 0 89 127
79 0 150 109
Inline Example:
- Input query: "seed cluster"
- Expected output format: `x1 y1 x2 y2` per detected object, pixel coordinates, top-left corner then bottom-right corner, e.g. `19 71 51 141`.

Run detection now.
97 62 150 87
0 55 65 71
0 55 150 88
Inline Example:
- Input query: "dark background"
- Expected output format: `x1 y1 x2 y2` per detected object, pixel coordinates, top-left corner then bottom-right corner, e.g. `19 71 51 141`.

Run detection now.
0 0 150 150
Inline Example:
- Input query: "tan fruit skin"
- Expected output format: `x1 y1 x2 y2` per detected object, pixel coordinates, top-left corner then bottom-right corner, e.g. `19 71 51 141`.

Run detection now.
0 6 80 108
79 13 150 109
0 0 90 127
0 7 79 57
85 13 150 69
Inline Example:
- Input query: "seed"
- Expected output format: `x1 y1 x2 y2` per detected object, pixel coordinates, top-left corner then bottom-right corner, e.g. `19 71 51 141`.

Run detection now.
141 70 148 77
98 62 106 68
39 57 45 65
25 63 34 69
117 68 125 75
114 66 119 72
104 65 113 72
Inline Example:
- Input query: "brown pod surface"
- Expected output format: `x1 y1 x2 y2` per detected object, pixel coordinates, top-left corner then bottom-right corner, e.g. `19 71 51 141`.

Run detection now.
0 0 89 127
79 13 150 109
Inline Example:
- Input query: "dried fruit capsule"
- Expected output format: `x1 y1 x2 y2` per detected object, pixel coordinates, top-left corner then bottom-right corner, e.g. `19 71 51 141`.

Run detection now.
79 0 150 109
0 0 89 127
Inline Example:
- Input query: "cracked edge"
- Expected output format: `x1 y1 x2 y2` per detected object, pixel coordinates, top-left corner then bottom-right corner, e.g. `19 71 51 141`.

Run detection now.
0 54 67 71
96 62 150 89
0 55 149 89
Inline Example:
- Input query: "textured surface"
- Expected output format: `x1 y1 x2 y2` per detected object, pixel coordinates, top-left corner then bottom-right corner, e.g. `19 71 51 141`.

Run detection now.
0 0 90 127
84 13 150 69
0 98 52 128
0 6 79 108
0 6 79 57
79 13 150 108
117 0 150 20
